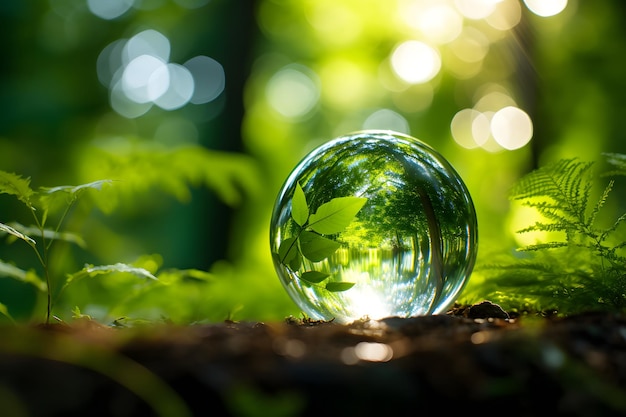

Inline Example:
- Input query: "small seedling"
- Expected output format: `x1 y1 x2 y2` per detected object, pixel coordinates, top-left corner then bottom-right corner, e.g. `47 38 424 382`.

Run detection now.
278 182 367 292
0 171 156 323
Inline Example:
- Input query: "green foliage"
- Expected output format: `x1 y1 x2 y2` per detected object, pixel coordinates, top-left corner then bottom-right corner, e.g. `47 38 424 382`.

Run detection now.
80 142 260 212
467 156 626 314
0 171 156 323
278 183 366 292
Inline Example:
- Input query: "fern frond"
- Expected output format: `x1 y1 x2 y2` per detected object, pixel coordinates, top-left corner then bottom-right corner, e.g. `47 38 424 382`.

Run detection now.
511 158 589 199
602 211 626 237
511 158 593 223
589 180 614 227
519 242 569 251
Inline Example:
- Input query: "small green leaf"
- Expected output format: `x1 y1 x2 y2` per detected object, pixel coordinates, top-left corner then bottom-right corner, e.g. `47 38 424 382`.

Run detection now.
65 263 158 287
0 171 34 208
278 236 299 265
7 222 86 248
0 260 46 291
325 282 355 292
41 179 113 194
0 222 36 246
38 180 114 221
288 252 302 270
300 271 329 284
299 231 341 262
85 263 158 280
291 183 309 226
308 196 367 235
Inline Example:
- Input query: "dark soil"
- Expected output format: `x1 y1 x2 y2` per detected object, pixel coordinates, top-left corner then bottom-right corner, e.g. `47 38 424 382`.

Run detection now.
1 301 626 417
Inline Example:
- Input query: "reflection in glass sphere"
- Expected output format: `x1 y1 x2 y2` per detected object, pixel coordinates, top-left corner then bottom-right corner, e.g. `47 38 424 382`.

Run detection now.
270 130 478 323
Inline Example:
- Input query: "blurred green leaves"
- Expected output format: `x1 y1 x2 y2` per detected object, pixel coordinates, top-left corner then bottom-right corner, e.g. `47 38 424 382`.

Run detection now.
79 142 260 212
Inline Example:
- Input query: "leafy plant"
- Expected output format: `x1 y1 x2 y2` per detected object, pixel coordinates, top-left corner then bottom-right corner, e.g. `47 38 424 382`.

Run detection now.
0 171 158 323
467 155 626 314
278 183 367 292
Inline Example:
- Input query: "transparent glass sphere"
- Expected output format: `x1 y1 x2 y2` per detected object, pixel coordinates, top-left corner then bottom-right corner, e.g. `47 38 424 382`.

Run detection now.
270 130 478 323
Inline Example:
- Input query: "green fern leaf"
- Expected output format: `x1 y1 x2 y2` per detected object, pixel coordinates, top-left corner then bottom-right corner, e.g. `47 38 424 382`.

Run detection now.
472 154 626 314
511 159 593 220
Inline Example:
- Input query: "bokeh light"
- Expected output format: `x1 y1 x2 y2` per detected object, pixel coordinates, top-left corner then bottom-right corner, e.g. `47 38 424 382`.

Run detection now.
184 56 226 105
451 105 533 151
122 54 168 104
97 29 224 118
486 0 522 30
391 40 441 84
124 29 170 64
523 0 568 17
362 109 411 134
454 0 499 20
87 0 134 20
266 66 320 119
405 3 463 45
153 64 195 110
491 106 533 150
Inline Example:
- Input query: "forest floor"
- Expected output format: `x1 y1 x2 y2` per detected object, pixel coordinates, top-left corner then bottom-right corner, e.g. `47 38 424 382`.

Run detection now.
1 301 626 417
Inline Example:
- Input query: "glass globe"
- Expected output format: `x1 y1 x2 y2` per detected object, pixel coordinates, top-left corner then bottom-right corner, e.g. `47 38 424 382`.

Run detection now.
270 130 478 323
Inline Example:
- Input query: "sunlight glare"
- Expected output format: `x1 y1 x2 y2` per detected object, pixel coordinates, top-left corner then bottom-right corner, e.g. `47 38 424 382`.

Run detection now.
122 55 168 103
415 4 463 45
391 41 441 84
523 0 568 17
491 106 533 150
344 282 390 320
454 0 500 20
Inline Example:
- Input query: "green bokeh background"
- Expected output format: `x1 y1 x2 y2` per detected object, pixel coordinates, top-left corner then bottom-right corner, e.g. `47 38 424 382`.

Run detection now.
1 0 625 323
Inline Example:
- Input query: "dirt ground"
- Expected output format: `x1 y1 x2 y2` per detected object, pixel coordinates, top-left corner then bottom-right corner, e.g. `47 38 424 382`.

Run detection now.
1 301 625 417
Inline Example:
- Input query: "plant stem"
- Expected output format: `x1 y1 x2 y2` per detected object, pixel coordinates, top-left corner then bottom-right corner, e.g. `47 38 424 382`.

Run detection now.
29 209 52 324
